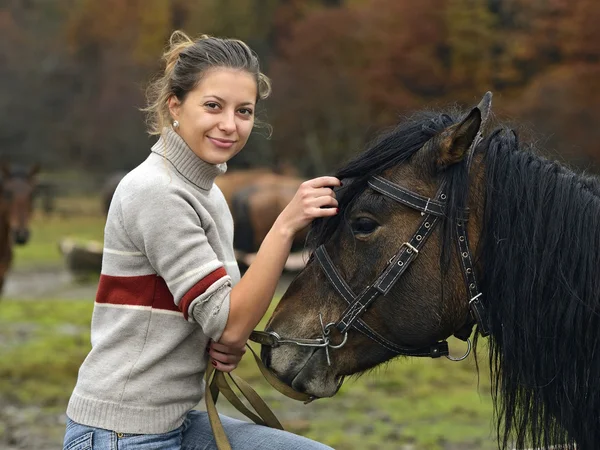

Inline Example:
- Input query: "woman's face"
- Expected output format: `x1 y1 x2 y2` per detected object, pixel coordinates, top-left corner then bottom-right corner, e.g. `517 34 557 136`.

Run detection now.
169 68 257 164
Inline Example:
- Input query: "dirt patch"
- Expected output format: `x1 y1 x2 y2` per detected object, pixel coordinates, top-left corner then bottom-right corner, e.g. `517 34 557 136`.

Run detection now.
3 267 98 300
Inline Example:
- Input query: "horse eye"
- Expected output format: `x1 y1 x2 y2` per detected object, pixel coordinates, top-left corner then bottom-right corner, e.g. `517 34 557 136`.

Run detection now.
351 217 379 235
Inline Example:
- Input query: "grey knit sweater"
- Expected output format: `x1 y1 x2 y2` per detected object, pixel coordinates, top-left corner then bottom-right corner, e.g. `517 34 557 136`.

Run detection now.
67 128 241 434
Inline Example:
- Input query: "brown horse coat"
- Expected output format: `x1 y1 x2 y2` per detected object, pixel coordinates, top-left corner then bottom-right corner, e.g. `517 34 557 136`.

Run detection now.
215 170 307 253
0 163 39 295
0 180 11 295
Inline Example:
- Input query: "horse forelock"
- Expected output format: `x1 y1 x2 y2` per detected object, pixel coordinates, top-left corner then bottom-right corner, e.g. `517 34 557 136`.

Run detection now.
308 109 461 252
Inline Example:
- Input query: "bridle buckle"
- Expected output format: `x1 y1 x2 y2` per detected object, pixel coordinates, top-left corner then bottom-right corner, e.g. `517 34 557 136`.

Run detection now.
401 241 419 254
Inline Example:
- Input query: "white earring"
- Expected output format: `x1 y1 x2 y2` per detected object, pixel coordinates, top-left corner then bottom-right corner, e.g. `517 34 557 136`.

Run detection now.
173 120 179 129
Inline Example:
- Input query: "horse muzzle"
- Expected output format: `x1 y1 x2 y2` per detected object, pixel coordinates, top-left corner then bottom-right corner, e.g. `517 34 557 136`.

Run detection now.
260 337 343 398
13 229 30 245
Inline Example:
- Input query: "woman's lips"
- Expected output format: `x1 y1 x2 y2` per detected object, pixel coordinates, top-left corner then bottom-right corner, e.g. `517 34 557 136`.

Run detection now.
207 136 236 149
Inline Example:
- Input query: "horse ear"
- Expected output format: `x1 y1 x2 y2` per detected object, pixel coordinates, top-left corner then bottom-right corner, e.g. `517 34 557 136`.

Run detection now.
476 91 493 130
436 107 481 169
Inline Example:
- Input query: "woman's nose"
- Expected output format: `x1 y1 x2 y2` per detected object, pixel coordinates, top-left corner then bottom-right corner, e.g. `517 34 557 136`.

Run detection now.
218 113 236 133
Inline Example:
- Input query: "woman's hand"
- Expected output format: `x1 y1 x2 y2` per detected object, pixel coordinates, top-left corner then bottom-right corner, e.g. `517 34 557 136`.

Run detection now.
276 176 341 237
207 340 247 372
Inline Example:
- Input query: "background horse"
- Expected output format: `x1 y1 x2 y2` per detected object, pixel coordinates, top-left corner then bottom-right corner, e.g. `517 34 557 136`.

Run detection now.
261 93 599 449
0 180 9 295
215 170 307 254
0 163 39 295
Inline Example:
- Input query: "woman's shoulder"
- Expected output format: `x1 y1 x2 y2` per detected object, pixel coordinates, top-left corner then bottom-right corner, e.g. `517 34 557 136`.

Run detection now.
116 156 176 200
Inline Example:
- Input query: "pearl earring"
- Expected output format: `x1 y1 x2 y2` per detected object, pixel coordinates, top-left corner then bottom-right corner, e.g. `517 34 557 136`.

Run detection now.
173 120 179 129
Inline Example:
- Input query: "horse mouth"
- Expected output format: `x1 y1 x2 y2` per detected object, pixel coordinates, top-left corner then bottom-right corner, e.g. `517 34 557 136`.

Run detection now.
265 344 344 399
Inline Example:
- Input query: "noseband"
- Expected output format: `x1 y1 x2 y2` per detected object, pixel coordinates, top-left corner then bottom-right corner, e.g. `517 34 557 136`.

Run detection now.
252 173 490 363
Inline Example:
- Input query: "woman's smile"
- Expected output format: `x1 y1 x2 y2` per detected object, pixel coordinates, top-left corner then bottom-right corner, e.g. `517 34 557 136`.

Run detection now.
207 136 237 149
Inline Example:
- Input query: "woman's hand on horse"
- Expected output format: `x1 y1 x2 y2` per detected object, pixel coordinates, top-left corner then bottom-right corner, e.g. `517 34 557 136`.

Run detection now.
278 176 341 236
207 340 247 372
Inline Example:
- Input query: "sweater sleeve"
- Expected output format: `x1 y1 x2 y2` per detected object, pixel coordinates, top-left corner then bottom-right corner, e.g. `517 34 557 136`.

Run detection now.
119 181 231 341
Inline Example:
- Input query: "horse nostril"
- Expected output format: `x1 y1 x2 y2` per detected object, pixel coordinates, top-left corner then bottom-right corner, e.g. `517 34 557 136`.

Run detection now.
13 230 30 245
260 345 272 369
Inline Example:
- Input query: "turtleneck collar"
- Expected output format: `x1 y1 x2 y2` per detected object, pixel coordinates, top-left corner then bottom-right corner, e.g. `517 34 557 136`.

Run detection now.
151 127 227 190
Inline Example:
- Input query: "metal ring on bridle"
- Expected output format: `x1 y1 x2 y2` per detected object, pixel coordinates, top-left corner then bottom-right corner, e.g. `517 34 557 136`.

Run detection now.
323 323 348 349
445 338 472 362
257 325 348 350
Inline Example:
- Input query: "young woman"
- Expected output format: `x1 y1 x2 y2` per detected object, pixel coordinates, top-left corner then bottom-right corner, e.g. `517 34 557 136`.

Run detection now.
63 30 338 450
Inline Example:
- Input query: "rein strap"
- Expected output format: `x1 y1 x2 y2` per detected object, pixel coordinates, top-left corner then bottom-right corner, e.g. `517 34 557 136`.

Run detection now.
205 344 313 450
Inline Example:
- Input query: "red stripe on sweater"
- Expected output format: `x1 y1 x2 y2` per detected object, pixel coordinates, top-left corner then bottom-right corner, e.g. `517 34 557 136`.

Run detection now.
96 274 179 312
95 268 227 317
180 267 228 320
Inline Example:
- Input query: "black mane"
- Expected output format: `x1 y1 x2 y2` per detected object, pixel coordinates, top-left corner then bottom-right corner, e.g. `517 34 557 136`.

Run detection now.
309 108 600 449
480 129 600 449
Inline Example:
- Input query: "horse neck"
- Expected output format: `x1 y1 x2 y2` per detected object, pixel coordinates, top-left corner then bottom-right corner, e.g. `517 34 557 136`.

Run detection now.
0 203 10 252
476 149 600 449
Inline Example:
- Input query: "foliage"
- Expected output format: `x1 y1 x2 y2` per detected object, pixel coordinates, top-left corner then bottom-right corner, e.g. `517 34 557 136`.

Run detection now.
2 0 600 174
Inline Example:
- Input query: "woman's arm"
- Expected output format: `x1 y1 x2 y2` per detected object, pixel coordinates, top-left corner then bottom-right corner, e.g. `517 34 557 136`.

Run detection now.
218 176 340 349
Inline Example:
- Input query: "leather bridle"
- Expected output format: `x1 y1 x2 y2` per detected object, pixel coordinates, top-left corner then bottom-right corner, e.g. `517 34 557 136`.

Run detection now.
251 172 490 364
252 117 495 365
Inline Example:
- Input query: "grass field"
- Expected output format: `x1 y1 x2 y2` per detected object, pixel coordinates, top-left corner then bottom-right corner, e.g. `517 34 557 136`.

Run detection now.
0 196 499 449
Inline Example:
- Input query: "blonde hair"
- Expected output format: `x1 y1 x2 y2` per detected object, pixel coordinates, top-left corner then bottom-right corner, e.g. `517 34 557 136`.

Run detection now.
142 30 272 136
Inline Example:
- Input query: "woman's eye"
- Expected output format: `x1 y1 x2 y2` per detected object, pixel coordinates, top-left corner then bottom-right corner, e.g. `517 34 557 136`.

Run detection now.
238 108 253 116
205 102 220 110
351 217 379 235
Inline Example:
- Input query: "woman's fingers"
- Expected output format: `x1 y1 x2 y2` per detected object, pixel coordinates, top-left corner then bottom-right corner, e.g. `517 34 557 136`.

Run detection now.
208 348 244 365
279 176 342 234
309 187 337 199
314 195 338 208
207 340 246 372
209 341 246 356
306 176 342 189
210 359 236 373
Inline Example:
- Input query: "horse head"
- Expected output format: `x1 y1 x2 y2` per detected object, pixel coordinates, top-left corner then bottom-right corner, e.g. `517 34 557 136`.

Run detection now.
1 163 40 245
262 93 492 396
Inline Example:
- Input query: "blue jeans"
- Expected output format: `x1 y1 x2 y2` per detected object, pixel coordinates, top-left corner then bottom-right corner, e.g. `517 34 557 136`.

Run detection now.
63 410 333 450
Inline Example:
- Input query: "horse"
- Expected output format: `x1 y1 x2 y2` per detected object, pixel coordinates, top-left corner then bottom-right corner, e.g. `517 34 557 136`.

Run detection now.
0 163 39 295
259 92 600 449
215 170 307 255
0 180 10 295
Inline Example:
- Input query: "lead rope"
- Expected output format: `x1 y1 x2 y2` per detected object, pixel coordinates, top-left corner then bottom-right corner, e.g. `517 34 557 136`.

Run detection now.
204 343 313 450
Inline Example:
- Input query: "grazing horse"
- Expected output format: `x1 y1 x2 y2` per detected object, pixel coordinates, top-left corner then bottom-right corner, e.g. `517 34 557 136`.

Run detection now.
215 170 307 254
260 93 599 449
0 163 39 295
